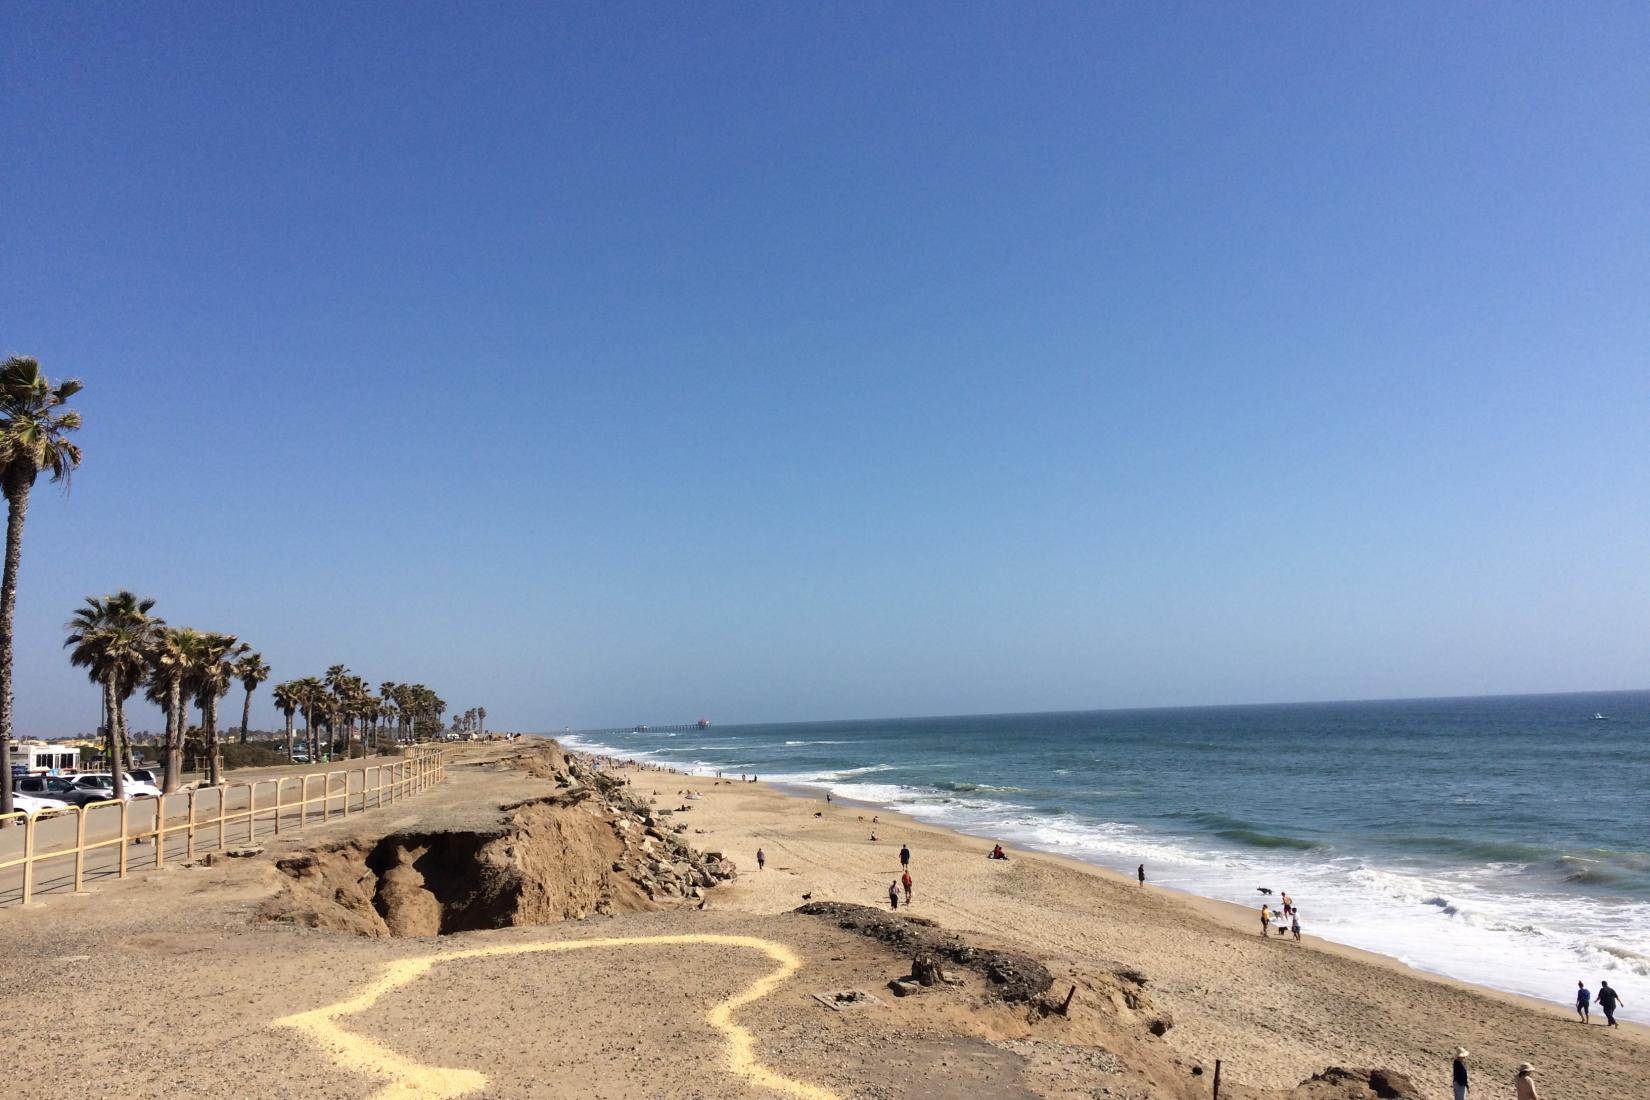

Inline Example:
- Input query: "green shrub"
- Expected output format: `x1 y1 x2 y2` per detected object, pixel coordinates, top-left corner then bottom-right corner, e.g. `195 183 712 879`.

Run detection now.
222 742 284 769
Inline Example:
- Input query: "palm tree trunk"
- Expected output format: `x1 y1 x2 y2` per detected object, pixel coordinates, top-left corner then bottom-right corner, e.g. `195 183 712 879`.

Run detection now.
0 476 31 820
163 679 183 793
284 710 295 760
104 676 127 799
239 685 253 744
116 692 135 772
204 695 221 785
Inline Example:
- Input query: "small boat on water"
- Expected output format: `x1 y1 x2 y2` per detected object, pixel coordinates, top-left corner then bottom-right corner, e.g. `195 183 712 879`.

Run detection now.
1590 713 1608 720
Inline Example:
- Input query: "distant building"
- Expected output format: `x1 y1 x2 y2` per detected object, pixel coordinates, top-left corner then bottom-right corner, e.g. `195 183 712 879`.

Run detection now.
11 742 80 773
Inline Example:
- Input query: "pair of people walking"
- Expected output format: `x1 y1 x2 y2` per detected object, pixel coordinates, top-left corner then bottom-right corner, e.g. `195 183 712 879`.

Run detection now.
1452 1047 1540 1100
889 844 913 909
1576 979 1624 1026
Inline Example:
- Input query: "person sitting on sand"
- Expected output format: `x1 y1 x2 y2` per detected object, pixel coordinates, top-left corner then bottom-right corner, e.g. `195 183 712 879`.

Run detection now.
888 881 900 910
1513 1063 1538 1100
869 832 879 842
1450 1047 1468 1100
1260 903 1272 936
989 844 1007 860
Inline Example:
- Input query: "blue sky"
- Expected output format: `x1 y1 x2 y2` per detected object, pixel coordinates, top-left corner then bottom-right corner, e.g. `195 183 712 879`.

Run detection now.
5 3 1647 733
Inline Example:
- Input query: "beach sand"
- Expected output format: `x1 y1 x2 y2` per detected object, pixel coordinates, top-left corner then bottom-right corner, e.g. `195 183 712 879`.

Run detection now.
615 764 1648 1099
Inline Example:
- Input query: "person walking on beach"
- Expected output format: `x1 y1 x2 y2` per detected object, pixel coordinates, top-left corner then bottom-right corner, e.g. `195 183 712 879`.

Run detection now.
1137 864 1146 888
756 848 765 871
1596 980 1622 1027
1575 980 1591 1023
899 844 910 870
1450 1048 1469 1100
901 869 913 905
1513 1063 1539 1100
1291 912 1301 942
1260 903 1272 936
888 881 900 910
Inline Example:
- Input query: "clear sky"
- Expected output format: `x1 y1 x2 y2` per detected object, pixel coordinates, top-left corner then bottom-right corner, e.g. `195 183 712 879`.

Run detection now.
4 3 1647 734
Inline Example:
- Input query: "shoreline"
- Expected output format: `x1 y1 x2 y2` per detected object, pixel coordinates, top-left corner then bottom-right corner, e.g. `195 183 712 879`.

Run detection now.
593 748 1647 1099
750 769 1647 1037
584 743 1644 1028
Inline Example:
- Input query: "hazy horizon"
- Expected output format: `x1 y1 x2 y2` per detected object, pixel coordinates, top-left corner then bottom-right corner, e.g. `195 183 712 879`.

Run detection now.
7 5 1647 735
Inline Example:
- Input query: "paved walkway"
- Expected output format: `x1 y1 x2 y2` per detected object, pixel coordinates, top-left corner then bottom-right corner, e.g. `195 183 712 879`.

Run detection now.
1 753 439 906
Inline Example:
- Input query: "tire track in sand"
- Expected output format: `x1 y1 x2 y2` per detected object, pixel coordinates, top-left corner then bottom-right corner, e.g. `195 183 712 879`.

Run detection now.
274 933 840 1100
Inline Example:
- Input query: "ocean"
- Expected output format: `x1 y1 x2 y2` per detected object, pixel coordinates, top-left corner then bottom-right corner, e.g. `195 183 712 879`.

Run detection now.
563 691 1648 1008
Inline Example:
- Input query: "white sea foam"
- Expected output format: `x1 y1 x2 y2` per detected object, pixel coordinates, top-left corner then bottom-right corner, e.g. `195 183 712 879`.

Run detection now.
558 730 1648 1011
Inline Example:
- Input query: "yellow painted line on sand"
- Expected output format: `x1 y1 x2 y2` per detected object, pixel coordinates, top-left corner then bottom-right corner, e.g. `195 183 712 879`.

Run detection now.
274 933 840 1100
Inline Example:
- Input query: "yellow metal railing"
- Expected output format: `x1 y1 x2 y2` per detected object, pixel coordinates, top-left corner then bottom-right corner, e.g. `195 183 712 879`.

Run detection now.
0 751 445 906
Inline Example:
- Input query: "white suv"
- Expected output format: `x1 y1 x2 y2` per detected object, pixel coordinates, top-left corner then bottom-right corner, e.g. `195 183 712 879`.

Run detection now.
69 773 163 799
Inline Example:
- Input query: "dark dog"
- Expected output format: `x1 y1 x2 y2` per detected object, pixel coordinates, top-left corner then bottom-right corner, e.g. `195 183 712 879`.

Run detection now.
1257 887 1273 896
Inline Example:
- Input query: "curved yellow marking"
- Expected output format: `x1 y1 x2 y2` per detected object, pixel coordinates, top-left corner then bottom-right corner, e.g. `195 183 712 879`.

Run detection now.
274 933 839 1100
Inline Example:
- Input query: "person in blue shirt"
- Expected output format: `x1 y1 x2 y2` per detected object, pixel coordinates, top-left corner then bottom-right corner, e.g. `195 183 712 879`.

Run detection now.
1575 980 1591 1023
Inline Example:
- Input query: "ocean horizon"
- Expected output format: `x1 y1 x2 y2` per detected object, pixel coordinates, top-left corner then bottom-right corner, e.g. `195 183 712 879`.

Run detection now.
564 689 1649 1008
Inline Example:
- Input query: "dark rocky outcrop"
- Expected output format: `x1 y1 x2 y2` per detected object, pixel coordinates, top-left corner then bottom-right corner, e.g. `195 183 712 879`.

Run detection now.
1293 1067 1422 1100
795 900 1054 1002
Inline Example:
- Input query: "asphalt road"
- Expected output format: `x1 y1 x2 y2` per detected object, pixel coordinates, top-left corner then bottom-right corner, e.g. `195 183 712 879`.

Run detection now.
1 751 440 906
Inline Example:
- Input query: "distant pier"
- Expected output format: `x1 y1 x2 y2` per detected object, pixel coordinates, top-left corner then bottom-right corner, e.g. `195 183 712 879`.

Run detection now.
568 718 712 736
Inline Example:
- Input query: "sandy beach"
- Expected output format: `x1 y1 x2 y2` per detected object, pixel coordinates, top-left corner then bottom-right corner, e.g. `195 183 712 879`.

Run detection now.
5 742 1644 1100
610 760 1649 1099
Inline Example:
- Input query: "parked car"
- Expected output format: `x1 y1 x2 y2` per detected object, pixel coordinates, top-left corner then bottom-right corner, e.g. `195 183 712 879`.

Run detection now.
4 792 68 818
127 767 163 787
66 772 163 800
13 775 106 808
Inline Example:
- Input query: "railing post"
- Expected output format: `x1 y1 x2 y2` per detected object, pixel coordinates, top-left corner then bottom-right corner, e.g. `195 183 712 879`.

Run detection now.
248 784 257 844
74 807 87 892
217 787 227 853
299 775 309 829
119 800 130 878
155 796 165 869
274 779 282 835
339 771 348 818
187 791 197 860
21 815 35 904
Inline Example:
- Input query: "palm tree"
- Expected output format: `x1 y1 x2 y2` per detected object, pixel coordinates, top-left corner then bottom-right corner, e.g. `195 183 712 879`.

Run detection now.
271 680 301 760
292 676 325 760
64 592 162 795
233 651 270 744
146 626 204 792
0 356 83 818
324 665 351 759
193 634 243 784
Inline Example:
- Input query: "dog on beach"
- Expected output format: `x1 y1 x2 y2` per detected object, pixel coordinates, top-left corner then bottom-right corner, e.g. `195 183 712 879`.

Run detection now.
1257 887 1273 896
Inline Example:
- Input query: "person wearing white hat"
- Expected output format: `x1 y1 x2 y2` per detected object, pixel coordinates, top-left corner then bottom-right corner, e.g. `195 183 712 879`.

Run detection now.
1513 1063 1539 1100
1451 1047 1469 1100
